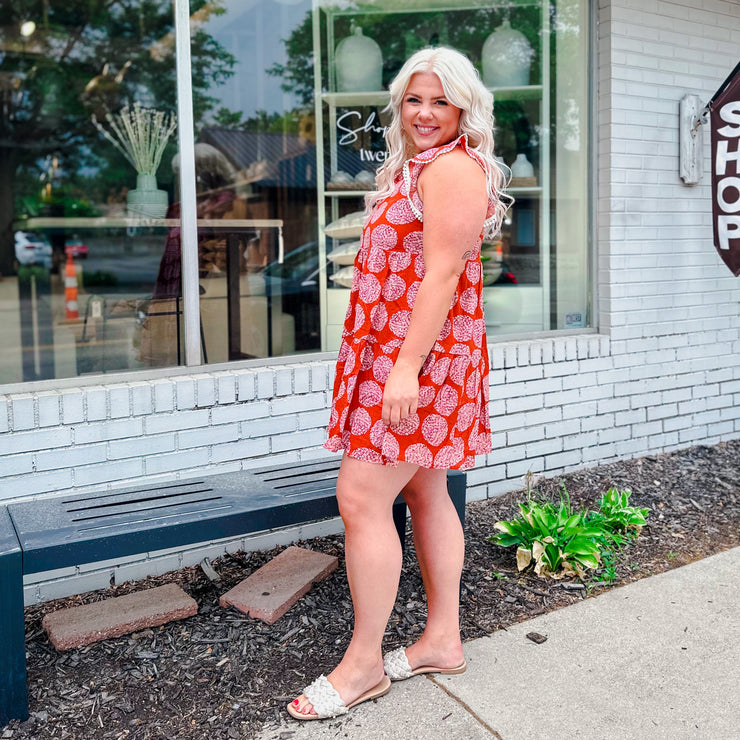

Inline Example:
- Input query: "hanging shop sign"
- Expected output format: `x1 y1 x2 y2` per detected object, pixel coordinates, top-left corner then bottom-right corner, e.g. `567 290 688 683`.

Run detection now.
709 61 740 276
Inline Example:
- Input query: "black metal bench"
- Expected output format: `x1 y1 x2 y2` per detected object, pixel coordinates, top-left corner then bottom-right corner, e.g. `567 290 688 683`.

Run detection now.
0 458 466 724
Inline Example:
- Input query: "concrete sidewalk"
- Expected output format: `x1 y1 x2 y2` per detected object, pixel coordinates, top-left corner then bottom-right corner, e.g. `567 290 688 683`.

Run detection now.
258 545 740 740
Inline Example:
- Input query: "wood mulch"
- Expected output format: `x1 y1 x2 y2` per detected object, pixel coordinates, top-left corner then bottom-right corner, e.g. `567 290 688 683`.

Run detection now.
3 440 739 740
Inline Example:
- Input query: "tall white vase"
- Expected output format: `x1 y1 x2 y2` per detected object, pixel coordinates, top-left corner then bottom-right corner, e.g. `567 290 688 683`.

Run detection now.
335 27 383 92
482 19 534 88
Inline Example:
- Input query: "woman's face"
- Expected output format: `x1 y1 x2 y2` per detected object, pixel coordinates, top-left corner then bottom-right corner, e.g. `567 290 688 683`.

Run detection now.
400 71 462 155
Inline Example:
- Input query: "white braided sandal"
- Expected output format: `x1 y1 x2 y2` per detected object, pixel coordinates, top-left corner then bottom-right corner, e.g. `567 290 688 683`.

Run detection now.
287 674 391 720
383 647 467 682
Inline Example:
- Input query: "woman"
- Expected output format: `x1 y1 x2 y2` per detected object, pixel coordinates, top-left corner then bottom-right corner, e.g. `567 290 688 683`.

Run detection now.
288 46 509 720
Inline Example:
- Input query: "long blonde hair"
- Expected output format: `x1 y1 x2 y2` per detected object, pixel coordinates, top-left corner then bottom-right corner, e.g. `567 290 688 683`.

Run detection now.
366 46 511 239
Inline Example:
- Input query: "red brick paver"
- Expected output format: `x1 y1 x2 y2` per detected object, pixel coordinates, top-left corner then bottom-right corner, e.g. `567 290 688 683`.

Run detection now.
43 583 198 651
220 546 338 623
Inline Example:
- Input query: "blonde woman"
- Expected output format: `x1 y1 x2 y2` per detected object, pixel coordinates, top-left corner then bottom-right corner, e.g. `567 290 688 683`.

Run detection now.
289 46 509 721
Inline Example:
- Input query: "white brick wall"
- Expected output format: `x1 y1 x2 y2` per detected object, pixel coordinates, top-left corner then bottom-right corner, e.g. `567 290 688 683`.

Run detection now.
1 0 740 602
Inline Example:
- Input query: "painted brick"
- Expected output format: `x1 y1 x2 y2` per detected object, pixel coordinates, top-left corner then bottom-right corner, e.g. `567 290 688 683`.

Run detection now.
109 434 177 460
217 373 237 404
257 369 274 398
85 386 108 420
271 393 326 415
647 403 678 421
178 423 240 449
506 395 544 414
211 438 271 463
507 457 544 479
0 453 34 477
145 448 210 475
599 426 632 444
75 418 144 444
507 425 545 446
61 391 84 424
0 469 75 499
299 409 331 430
237 372 257 401
11 395 35 430
562 402 598 421
194 375 216 407
175 378 196 410
581 413 615 432
505 364 543 383
242 415 297 438
37 443 107 472
293 367 310 394
525 438 563 458
131 383 153 415
211 402 269 425
310 365 329 391
525 407 562 426
75 459 143 487
0 399 8 433
152 380 175 412
108 386 131 418
272 429 326 453
2 426 72 454
145 409 209 434
275 367 293 396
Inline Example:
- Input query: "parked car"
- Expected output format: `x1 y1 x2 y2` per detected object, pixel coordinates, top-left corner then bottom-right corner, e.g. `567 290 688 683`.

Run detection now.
14 231 53 269
65 238 89 259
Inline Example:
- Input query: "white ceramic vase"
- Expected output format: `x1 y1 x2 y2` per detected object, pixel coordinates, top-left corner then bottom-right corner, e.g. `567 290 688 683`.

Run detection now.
482 19 534 88
335 27 383 92
510 153 535 178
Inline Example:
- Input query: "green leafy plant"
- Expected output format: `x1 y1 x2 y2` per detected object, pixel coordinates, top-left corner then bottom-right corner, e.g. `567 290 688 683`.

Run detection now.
589 488 649 535
490 486 650 581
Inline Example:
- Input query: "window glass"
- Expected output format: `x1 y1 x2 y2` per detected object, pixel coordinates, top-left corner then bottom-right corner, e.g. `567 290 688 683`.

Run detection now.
189 0 320 362
0 1 197 383
310 0 591 346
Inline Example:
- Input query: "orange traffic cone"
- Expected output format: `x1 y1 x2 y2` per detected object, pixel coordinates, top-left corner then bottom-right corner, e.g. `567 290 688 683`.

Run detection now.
65 253 79 320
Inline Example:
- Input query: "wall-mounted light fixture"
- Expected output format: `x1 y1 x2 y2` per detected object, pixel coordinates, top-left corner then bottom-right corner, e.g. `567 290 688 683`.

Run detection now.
679 93 703 185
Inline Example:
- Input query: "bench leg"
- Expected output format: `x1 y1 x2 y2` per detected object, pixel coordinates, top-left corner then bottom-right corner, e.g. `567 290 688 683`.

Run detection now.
0 546 29 724
392 499 408 552
446 470 467 534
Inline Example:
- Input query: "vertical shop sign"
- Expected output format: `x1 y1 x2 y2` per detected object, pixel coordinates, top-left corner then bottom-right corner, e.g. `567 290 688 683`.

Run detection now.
710 62 740 276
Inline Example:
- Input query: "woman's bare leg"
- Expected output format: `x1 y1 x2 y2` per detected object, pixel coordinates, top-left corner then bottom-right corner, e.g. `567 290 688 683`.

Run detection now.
400 467 465 669
292 454 419 716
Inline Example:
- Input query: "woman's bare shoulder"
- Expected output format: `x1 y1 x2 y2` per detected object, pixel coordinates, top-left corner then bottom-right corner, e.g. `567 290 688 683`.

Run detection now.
418 147 486 197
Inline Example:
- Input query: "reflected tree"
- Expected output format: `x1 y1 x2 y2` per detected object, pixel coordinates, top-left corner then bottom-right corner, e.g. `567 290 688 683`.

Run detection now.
0 0 234 275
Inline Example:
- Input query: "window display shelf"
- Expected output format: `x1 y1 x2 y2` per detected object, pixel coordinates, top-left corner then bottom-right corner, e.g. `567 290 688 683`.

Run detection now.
488 84 543 101
322 91 390 107
324 189 374 198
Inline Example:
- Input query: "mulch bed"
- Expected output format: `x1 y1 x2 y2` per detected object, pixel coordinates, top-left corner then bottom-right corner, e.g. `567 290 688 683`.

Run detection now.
4 440 740 740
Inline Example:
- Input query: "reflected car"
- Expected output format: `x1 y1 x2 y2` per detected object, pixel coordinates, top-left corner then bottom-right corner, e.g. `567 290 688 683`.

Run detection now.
65 239 89 259
260 241 320 351
14 231 53 269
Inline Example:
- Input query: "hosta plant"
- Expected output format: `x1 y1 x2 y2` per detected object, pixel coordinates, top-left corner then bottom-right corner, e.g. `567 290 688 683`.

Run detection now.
490 486 649 581
589 488 650 535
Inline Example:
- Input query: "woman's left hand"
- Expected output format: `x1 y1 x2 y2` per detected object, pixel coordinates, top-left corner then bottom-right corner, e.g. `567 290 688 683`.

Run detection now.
382 361 420 426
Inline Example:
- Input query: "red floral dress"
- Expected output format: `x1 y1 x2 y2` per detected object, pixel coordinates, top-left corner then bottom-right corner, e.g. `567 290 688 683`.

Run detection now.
324 134 496 470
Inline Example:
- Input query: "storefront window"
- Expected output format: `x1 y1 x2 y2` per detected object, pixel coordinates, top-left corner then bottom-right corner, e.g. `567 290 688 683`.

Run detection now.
0 0 591 386
189 0 321 362
310 0 592 345
0 1 187 383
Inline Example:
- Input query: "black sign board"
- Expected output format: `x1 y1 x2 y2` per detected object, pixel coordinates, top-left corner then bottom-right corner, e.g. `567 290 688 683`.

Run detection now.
710 61 740 276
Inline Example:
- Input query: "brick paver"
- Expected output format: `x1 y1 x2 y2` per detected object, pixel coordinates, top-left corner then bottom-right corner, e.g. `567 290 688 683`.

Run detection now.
220 546 338 623
43 583 198 650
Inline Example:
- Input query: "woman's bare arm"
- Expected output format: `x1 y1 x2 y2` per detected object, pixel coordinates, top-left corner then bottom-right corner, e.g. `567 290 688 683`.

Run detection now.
381 150 488 425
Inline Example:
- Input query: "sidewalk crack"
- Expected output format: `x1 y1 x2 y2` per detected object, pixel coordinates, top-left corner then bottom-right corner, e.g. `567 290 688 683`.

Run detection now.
428 675 505 739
